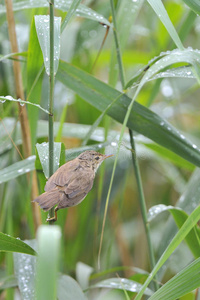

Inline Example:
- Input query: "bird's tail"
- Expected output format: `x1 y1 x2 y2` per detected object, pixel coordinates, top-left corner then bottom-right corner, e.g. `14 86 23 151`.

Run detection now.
32 189 60 211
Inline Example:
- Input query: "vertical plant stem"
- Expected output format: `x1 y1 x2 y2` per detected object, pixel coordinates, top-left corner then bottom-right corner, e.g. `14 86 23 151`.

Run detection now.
5 0 41 230
129 130 159 290
49 0 55 221
110 0 158 289
6 192 14 300
5 0 31 158
109 0 126 88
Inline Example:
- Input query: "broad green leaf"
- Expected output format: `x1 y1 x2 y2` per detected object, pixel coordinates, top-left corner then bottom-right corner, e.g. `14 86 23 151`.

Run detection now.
27 18 44 151
148 204 179 222
0 156 35 184
126 66 196 90
0 233 36 255
181 0 200 15
57 275 87 300
127 48 200 89
149 258 200 300
125 52 169 89
151 66 195 81
36 226 61 300
89 278 153 296
57 60 200 167
144 142 194 171
146 1 200 83
35 15 61 75
148 204 200 258
0 0 111 27
36 142 64 178
76 262 93 290
13 240 37 300
0 118 106 152
0 96 49 114
135 205 200 300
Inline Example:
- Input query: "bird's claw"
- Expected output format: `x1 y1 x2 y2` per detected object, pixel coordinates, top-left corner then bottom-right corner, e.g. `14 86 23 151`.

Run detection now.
46 207 58 222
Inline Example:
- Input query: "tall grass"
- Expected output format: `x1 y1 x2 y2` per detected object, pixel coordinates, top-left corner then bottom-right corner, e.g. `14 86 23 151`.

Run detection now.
0 0 200 299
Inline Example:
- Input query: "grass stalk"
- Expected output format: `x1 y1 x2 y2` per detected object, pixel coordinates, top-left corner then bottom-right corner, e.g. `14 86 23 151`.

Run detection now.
129 130 159 290
110 0 158 289
109 0 126 88
48 0 55 222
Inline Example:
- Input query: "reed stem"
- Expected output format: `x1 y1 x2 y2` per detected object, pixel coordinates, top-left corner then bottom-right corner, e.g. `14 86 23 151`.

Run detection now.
110 0 158 289
48 0 55 222
5 0 41 230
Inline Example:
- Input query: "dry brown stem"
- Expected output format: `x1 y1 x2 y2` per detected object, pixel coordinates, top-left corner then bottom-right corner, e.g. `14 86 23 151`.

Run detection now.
5 0 41 230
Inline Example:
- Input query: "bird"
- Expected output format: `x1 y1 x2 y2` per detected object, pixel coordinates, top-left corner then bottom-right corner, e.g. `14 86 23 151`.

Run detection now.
33 150 113 222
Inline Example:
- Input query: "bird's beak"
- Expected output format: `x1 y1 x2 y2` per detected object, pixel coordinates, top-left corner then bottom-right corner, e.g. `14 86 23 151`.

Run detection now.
104 154 114 159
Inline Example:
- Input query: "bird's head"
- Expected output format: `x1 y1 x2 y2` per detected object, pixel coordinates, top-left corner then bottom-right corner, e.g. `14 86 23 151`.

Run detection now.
78 150 113 171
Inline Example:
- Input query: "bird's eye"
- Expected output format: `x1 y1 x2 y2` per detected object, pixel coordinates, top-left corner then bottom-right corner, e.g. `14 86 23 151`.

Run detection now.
95 157 100 160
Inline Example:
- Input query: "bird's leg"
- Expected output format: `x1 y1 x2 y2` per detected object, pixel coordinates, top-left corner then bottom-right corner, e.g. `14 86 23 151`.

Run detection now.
46 206 59 222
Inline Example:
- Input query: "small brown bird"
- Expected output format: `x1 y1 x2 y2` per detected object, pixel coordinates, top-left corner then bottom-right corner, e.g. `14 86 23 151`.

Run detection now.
33 150 113 222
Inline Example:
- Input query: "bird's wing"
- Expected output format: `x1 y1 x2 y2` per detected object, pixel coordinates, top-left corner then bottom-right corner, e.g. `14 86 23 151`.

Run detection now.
62 171 94 199
44 160 82 191
57 171 95 208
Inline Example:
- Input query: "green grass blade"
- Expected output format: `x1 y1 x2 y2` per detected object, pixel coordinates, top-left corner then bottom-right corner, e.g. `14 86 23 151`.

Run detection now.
0 51 27 61
89 278 153 296
13 240 37 299
149 258 200 300
36 225 61 300
57 275 87 300
0 233 36 255
55 104 68 142
27 18 44 152
147 0 184 50
0 0 112 27
61 0 82 32
135 205 200 300
57 60 200 167
148 204 200 258
35 15 61 76
36 142 63 178
0 156 36 184
182 0 200 15
157 168 200 259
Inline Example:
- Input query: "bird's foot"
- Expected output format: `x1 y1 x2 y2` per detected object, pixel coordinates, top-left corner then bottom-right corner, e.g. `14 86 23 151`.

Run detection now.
46 207 58 222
